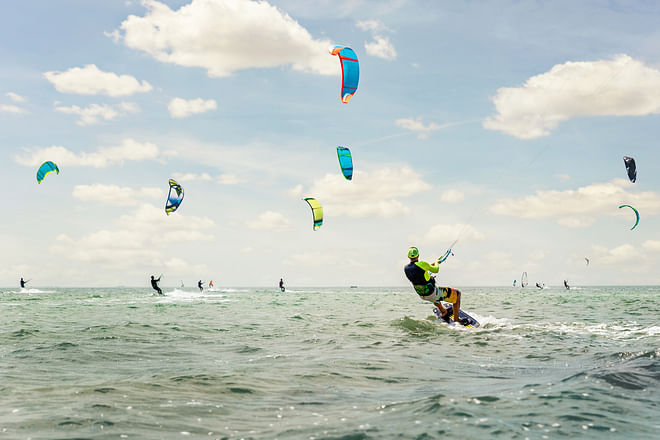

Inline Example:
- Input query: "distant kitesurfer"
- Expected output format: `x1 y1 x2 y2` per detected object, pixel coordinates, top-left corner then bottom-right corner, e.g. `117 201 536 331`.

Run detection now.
209 280 214 288
20 277 28 289
404 247 466 325
279 278 285 292
198 280 204 292
513 279 517 287
536 283 543 289
151 275 163 295
564 280 570 290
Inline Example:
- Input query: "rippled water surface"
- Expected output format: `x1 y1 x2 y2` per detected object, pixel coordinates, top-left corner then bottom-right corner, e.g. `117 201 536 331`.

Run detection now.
1 286 658 439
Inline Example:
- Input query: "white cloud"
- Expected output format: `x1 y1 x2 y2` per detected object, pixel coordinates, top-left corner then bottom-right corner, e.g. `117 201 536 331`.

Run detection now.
420 223 485 244
73 184 161 206
0 104 27 114
113 0 336 77
172 172 214 182
364 35 397 60
168 97 217 118
247 211 291 231
307 167 432 218
490 179 660 227
395 117 463 139
288 184 303 198
642 240 660 252
483 54 660 139
555 173 571 182
54 102 139 125
171 172 242 184
15 138 161 168
216 174 242 185
557 216 595 228
357 19 396 61
51 204 214 268
6 92 26 103
356 20 387 33
591 244 640 266
439 189 464 203
44 64 153 97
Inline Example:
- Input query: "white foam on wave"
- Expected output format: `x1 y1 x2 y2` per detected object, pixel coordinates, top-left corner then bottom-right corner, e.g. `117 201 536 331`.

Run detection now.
15 288 56 294
157 288 230 303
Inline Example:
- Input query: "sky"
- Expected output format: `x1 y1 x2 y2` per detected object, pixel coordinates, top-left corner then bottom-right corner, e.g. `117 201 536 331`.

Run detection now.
2 0 660 287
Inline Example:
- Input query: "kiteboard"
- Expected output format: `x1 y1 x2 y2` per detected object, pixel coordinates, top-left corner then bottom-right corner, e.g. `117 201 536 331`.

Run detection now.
433 303 480 328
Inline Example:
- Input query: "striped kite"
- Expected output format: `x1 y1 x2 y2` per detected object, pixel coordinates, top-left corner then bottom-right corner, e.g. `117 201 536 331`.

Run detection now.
303 198 323 230
329 45 359 103
336 146 353 180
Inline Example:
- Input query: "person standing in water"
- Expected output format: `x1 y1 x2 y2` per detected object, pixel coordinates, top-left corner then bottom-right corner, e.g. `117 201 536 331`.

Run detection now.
404 247 466 325
198 280 204 292
279 278 285 292
150 275 163 295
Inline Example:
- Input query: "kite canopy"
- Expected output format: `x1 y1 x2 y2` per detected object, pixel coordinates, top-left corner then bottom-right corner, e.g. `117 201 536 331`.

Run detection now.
336 146 353 180
623 156 636 183
303 197 323 230
585 257 590 266
165 179 184 215
619 204 639 230
36 161 59 184
329 45 359 103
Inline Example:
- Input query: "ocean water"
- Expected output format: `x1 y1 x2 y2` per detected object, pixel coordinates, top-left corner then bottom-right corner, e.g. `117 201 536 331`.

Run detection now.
0 286 658 439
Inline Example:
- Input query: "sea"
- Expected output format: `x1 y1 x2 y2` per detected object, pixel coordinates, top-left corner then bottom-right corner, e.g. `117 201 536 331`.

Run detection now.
0 286 658 439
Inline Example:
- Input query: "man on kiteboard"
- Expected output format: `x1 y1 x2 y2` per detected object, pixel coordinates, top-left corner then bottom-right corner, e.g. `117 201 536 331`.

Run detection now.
198 280 204 292
150 275 163 295
404 247 467 325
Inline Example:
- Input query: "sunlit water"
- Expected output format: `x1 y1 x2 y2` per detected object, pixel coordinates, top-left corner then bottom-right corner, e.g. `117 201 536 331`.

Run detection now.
1 286 658 439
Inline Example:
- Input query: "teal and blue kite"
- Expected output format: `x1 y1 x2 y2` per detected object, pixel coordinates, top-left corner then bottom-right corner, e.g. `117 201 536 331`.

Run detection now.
336 146 353 180
329 45 359 103
36 161 59 184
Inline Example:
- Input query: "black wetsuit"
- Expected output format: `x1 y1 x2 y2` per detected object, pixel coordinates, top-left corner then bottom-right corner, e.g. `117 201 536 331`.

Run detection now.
279 279 284 291
151 277 162 295
20 278 26 289
198 281 203 292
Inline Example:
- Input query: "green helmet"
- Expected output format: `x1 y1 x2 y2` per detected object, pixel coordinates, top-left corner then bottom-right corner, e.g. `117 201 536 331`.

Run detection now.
407 247 419 259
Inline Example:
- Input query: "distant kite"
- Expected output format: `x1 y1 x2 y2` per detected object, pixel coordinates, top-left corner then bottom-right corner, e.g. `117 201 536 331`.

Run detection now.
165 179 184 215
585 257 590 266
36 161 59 184
619 204 639 230
336 146 353 180
329 45 359 103
303 198 323 230
623 156 636 183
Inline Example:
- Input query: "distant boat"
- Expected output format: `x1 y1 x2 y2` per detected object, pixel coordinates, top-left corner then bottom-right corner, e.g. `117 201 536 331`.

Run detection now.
350 285 358 288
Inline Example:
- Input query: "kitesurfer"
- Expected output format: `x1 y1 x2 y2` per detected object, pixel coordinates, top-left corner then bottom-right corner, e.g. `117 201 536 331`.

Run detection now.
198 280 204 292
209 280 214 288
279 278 285 292
564 280 570 290
20 277 28 289
404 247 466 325
150 275 163 295
536 283 544 289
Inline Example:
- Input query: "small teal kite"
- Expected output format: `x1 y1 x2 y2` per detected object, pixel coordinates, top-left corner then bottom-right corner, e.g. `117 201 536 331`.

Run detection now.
336 146 353 180
36 161 59 184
